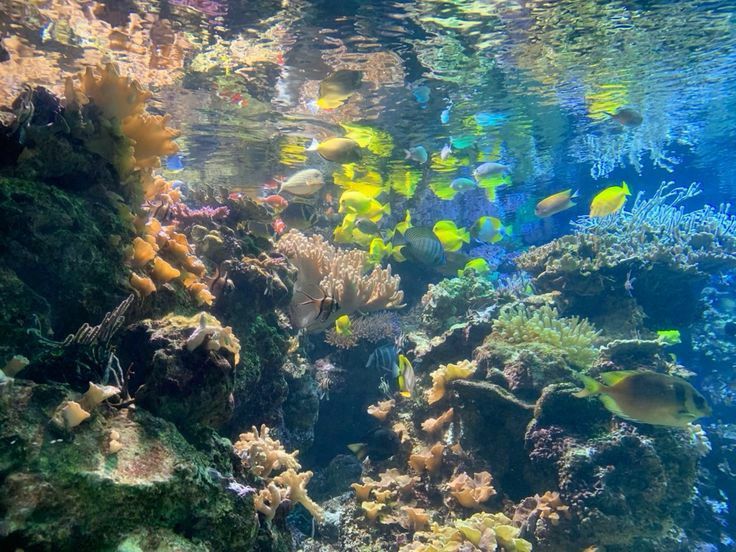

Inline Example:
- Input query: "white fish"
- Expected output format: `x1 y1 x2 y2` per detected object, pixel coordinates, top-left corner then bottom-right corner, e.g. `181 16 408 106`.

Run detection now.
473 162 508 179
279 169 325 197
440 143 452 160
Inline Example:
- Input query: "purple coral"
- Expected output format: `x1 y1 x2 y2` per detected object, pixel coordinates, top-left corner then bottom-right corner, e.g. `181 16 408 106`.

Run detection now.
170 203 230 226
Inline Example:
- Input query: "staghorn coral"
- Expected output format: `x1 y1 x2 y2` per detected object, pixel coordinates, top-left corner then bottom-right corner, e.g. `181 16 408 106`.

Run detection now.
400 511 532 552
276 230 404 330
233 424 301 478
427 360 477 404
491 304 600 368
447 471 496 509
367 399 396 422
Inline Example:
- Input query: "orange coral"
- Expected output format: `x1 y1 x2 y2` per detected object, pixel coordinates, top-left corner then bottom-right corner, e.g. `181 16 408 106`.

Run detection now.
421 407 454 434
448 471 496 509
361 500 385 522
367 399 395 422
536 491 571 525
408 442 444 474
427 360 477 404
234 424 301 478
150 256 181 283
131 237 157 267
352 479 378 501
400 507 430 532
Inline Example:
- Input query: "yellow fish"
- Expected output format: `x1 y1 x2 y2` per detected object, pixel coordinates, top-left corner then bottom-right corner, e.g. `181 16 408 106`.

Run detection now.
397 354 415 398
458 257 491 277
432 220 470 252
590 182 630 217
339 190 390 220
368 237 393 265
574 370 711 427
394 210 412 236
334 314 352 336
307 137 362 164
535 189 579 218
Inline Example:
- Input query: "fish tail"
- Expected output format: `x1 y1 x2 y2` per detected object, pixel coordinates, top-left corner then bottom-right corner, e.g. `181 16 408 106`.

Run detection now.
382 202 392 216
347 442 368 461
306 138 319 151
503 224 513 237
571 189 580 199
404 149 411 160
573 374 602 398
621 181 631 195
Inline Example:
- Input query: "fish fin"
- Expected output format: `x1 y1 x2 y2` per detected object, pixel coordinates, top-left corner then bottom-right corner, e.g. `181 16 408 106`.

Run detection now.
621 181 631 195
404 149 411 160
306 138 319 151
600 370 637 386
504 224 513 236
603 111 615 118
347 443 368 461
382 202 391 216
599 395 628 419
490 233 503 244
571 189 580 199
573 374 602 398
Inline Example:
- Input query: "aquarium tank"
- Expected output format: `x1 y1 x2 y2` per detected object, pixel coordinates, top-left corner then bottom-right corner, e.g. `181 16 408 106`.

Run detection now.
1 0 736 550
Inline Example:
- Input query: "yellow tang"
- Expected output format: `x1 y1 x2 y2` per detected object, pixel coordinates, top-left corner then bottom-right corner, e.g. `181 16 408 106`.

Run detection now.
432 220 470 252
459 257 491 277
339 190 390 221
334 314 352 336
368 237 393 265
590 182 631 217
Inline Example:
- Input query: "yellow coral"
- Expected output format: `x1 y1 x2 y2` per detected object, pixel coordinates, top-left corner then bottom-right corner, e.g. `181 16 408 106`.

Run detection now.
426 360 476 404
361 500 385 522
129 273 156 296
408 442 444 474
400 507 430 532
274 469 324 523
352 479 378 501
150 256 181 283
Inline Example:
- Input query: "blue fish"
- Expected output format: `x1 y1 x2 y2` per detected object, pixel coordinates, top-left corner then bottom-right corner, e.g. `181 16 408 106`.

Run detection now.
474 112 506 127
440 107 451 124
165 154 184 171
450 177 477 192
405 146 429 164
413 85 430 106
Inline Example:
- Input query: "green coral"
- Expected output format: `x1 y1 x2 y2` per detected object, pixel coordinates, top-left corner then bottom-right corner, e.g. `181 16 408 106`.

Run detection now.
401 511 532 552
492 304 600 368
421 272 498 333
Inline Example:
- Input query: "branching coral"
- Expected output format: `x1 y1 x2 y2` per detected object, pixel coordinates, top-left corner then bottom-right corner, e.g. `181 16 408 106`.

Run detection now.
276 230 404 330
273 469 325 523
233 424 301 478
426 360 477 404
400 512 532 552
491 305 600 368
447 471 496 509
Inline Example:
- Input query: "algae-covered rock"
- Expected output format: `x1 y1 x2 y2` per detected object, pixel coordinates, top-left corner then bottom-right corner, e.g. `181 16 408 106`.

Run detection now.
0 380 258 551
0 178 131 354
420 272 499 334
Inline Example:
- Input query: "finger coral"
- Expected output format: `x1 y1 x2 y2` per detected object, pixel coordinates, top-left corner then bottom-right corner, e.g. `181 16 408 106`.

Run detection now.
234 424 301 478
492 304 600 368
273 469 325 523
447 471 496 509
276 230 404 330
426 360 477 404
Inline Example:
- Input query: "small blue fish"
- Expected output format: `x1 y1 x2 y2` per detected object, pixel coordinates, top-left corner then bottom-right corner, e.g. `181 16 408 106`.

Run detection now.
474 112 506 127
450 177 477 192
165 154 184 171
405 146 428 164
440 143 452 160
413 85 430 106
440 107 451 124
451 135 476 150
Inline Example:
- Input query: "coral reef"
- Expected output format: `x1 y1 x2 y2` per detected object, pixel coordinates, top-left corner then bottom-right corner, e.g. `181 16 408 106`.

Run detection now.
276 230 404 330
491 304 600 369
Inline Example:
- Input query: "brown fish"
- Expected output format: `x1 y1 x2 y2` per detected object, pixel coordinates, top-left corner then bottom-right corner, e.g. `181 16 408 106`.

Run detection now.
575 370 711 427
605 107 643 127
535 189 579 218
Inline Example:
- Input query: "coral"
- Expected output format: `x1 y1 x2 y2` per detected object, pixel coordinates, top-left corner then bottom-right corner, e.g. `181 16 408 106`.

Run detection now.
50 400 91 430
273 469 325 523
79 382 120 412
491 304 600 368
420 272 499 334
352 480 378 501
400 512 532 552
184 312 241 366
448 471 496 509
408 442 445 474
276 230 404 330
233 424 301 478
254 482 283 523
2 355 29 378
361 500 385 522
324 311 401 349
367 399 395 422
400 507 431 532
427 360 477 404
421 408 454 434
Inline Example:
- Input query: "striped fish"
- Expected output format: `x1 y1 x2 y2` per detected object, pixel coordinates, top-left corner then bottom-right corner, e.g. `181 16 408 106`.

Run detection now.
366 345 400 377
401 227 446 266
